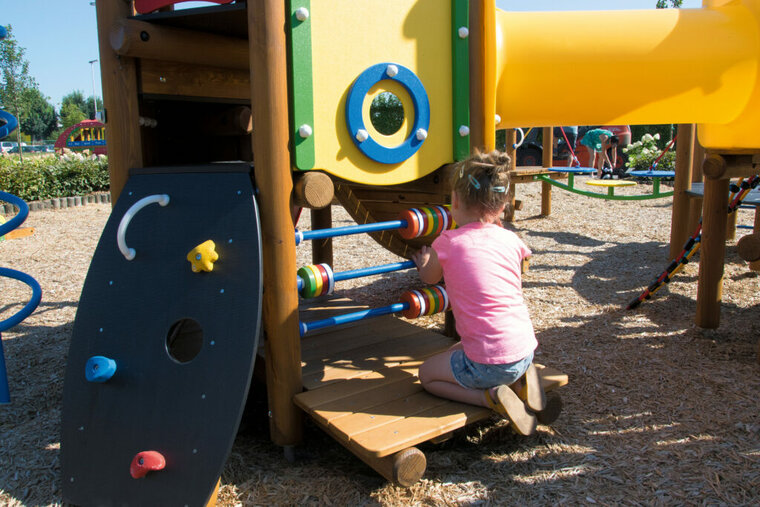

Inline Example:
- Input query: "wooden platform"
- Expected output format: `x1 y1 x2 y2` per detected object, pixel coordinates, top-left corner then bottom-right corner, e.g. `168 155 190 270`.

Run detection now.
294 297 568 465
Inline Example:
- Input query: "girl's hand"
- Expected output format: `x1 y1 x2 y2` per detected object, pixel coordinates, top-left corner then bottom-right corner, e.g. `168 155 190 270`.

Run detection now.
412 246 443 284
413 246 432 270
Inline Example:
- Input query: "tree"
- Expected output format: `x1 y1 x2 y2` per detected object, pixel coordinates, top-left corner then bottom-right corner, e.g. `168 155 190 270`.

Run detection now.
60 101 86 130
61 90 102 121
21 88 57 141
656 0 683 7
0 25 37 158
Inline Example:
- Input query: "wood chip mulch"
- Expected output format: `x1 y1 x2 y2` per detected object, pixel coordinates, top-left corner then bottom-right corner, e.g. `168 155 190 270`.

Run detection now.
1 178 758 506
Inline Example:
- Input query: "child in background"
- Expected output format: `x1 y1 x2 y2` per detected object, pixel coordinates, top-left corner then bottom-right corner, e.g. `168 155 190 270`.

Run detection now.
413 150 559 435
580 128 619 177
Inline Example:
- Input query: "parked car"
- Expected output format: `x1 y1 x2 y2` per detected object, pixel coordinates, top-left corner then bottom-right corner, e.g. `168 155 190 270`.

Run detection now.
516 125 631 177
0 141 17 153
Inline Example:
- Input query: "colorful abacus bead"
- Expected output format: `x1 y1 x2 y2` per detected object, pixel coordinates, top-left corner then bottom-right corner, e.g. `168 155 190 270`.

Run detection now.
297 263 334 298
399 285 449 319
398 206 453 239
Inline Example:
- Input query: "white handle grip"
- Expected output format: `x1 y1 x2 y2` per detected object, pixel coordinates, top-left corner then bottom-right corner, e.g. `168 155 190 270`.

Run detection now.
513 127 526 149
117 194 170 260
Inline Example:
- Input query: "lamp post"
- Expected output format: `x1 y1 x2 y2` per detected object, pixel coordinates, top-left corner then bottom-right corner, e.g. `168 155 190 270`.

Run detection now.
88 59 99 120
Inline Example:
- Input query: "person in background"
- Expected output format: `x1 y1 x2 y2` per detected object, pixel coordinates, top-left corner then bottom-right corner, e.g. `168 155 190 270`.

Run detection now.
580 128 619 177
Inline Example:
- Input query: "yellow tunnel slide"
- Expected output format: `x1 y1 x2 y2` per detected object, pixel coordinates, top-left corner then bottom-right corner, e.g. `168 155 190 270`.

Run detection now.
489 0 760 150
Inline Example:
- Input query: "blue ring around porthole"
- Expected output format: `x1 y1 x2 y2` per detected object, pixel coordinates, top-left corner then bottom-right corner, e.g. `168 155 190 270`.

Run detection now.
345 63 430 165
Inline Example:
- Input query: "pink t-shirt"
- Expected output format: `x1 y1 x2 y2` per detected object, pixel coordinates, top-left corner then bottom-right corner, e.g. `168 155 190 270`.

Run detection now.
432 222 537 364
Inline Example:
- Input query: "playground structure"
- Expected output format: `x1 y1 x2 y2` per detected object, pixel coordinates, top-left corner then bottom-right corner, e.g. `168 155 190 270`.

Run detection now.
54 0 760 503
53 119 107 155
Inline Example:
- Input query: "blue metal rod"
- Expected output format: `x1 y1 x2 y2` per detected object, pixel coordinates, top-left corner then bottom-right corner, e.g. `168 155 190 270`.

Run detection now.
300 302 408 336
296 219 406 244
0 334 8 404
334 260 415 282
0 267 42 405
297 260 416 292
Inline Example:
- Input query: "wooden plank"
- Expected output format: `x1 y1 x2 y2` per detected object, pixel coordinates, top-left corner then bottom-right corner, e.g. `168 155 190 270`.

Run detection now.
310 376 425 429
302 358 425 391
140 59 250 99
331 390 453 443
301 330 451 377
301 318 422 361
351 400 490 457
295 364 420 408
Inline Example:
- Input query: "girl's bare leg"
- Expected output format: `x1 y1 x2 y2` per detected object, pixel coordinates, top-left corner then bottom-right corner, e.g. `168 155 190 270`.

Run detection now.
418 344 488 407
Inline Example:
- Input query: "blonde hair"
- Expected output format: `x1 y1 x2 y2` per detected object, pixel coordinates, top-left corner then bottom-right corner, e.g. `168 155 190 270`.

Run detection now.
450 149 511 216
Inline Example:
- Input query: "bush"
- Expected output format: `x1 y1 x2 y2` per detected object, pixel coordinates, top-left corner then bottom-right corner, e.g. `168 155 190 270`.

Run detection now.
623 133 675 172
0 152 109 202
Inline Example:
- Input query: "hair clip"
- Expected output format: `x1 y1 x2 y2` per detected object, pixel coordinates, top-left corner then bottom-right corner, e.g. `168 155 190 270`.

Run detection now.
468 174 481 189
492 186 506 193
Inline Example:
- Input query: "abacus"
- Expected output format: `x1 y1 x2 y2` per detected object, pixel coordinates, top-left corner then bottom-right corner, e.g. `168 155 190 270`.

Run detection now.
297 260 416 298
295 205 453 244
299 284 449 336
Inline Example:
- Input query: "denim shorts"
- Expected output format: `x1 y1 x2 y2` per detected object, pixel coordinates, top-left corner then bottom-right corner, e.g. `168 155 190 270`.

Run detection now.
450 350 534 389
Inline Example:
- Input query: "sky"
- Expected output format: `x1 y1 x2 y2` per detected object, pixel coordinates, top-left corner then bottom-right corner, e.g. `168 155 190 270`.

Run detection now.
2 0 703 111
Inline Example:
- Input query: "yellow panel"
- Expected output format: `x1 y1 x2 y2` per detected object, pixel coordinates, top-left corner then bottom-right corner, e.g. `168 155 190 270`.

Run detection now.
310 0 453 185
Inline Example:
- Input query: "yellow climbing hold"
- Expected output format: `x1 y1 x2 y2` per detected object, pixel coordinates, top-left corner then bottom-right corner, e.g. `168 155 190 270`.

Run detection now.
187 240 219 273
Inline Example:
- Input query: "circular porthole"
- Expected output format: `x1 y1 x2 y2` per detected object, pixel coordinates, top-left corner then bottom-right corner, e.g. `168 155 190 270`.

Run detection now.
166 318 203 364
345 62 430 165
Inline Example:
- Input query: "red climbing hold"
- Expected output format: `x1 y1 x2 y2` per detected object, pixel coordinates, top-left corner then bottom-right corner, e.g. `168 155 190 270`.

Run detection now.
130 451 166 479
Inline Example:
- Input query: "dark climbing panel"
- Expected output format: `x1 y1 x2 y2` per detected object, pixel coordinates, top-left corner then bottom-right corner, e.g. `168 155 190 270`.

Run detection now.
61 164 262 506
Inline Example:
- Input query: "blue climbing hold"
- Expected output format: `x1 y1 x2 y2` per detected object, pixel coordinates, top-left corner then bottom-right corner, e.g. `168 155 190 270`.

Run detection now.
85 356 117 383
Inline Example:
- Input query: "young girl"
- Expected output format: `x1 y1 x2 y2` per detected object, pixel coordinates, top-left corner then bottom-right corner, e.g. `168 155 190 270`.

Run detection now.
412 150 553 435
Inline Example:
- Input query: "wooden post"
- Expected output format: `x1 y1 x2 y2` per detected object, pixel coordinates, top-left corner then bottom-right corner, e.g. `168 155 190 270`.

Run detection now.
751 209 760 271
696 156 729 329
504 129 517 222
541 127 554 216
687 137 706 234
96 0 143 203
310 206 333 266
248 0 303 447
669 124 695 259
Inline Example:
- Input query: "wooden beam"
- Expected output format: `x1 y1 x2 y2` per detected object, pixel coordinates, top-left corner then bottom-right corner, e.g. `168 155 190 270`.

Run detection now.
541 127 553 216
310 206 333 266
504 129 517 222
669 124 694 259
139 59 250 100
737 232 760 262
249 0 303 447
696 156 729 329
702 153 755 180
111 18 249 69
96 0 143 203
293 171 334 209
687 138 706 234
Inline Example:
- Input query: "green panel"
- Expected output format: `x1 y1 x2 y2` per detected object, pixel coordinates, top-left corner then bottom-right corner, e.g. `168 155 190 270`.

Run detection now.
289 0 315 170
451 0 470 161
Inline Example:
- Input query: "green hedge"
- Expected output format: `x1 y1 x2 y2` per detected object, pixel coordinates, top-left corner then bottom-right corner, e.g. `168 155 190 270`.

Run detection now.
0 154 110 202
